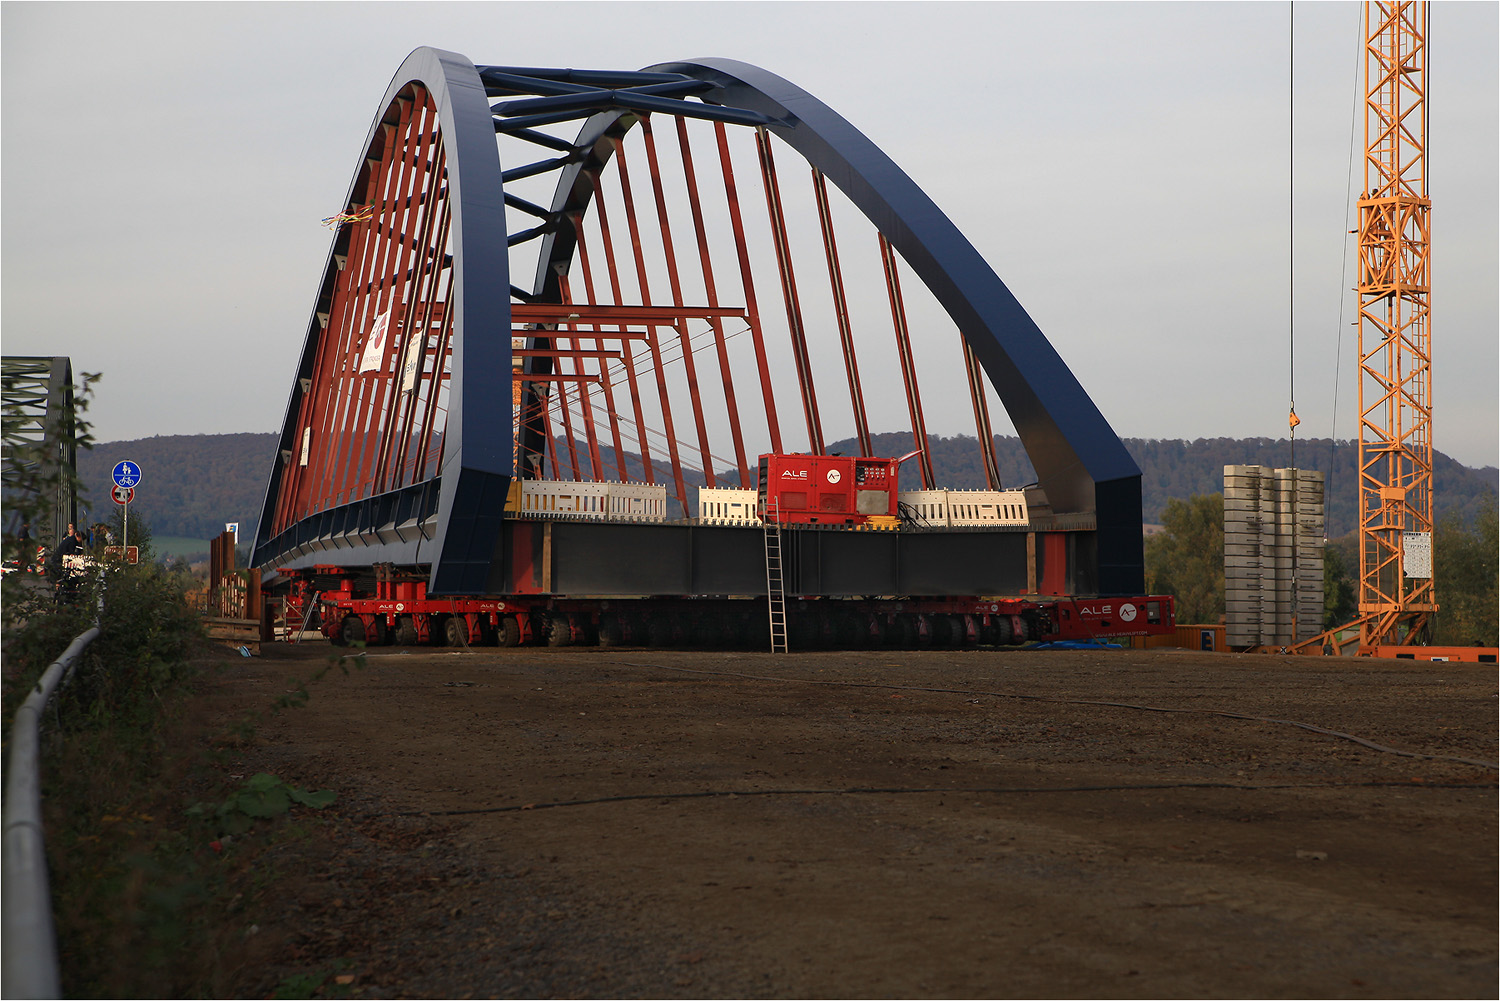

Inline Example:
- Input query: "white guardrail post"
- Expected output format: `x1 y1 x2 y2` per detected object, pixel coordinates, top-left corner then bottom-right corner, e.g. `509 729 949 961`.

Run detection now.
3 619 101 999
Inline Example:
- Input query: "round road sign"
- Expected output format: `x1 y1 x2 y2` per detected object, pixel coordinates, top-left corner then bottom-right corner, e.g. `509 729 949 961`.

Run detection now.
112 461 142 489
112 485 135 505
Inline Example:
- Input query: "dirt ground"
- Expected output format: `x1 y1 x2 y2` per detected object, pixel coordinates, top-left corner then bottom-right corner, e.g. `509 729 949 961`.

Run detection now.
207 641 1497 999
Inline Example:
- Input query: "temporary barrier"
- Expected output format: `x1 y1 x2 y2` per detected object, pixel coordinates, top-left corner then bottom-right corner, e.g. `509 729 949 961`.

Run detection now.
898 489 1029 528
698 487 762 525
509 480 668 522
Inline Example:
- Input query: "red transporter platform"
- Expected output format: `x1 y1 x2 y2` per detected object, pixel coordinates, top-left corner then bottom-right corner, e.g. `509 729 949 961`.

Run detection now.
267 460 1175 650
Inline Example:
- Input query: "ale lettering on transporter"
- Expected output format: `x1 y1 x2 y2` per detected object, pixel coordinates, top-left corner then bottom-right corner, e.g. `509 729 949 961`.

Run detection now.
1076 602 1138 620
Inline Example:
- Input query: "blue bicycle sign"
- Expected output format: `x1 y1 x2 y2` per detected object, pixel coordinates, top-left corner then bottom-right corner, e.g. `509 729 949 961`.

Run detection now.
111 461 142 489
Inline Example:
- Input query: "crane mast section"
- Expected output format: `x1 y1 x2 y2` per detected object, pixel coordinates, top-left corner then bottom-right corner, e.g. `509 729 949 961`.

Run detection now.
1356 0 1436 646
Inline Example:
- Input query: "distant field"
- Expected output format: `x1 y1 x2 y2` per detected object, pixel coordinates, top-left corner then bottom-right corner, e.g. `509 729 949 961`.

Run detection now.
151 536 214 559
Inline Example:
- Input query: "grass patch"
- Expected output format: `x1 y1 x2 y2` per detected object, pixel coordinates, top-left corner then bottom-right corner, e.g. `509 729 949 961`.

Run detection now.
3 560 338 996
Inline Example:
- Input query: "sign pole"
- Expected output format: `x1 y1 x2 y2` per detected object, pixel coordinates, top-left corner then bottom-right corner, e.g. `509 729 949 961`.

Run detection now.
111 461 141 562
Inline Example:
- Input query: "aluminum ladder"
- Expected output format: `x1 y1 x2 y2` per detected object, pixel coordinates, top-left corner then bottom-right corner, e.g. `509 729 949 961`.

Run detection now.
290 590 322 644
763 508 788 653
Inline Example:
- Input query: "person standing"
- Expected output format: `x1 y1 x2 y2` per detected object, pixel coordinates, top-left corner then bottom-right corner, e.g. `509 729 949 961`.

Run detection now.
54 527 83 601
13 521 30 569
55 527 81 560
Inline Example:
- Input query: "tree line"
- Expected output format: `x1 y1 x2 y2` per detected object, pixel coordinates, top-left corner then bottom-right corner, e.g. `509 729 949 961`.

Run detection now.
71 429 1496 549
1146 493 1497 646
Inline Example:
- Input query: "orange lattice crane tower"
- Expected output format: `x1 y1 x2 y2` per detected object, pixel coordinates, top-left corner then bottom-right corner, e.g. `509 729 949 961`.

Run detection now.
1356 0 1436 648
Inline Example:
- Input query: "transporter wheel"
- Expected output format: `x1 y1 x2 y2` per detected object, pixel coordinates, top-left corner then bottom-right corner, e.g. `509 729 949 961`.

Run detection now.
720 615 747 649
885 615 914 648
789 614 822 651
546 614 573 647
498 615 522 647
745 613 772 651
339 614 366 646
834 613 865 650
444 615 471 647
597 615 624 648
932 614 963 648
368 616 389 645
646 615 674 647
394 615 419 646
690 613 722 648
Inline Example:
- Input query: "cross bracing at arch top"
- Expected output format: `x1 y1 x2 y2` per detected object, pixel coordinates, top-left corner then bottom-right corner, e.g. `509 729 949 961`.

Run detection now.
254 47 1145 596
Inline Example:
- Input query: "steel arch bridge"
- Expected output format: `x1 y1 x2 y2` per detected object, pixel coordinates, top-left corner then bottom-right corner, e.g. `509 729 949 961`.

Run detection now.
253 47 1145 598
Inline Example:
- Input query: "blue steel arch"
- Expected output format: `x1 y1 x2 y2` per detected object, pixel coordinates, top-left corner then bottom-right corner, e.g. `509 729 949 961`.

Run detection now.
527 58 1144 594
253 47 514 593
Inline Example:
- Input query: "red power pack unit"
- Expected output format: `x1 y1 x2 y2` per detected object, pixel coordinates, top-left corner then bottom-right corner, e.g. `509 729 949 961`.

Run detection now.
757 453 900 525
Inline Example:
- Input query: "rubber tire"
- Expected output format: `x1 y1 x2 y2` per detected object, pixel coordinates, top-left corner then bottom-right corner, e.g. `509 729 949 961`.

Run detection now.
497 616 521 647
546 614 573 647
340 614 366 646
597 615 624 648
889 615 917 648
646 616 674 647
789 615 820 651
394 615 419 646
691 615 722 648
936 614 964 648
835 614 865 650
444 615 470 647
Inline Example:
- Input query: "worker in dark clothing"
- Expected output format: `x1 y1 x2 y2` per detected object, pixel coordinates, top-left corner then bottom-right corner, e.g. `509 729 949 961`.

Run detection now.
54 528 85 603
54 528 81 561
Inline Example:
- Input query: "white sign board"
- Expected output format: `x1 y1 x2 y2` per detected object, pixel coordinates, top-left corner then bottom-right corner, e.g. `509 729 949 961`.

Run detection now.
226 522 239 542
399 332 424 393
1402 531 1432 578
359 311 393 373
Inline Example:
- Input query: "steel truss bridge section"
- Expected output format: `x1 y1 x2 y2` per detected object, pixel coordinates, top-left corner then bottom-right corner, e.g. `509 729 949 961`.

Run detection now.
1 355 80 547
254 48 1145 596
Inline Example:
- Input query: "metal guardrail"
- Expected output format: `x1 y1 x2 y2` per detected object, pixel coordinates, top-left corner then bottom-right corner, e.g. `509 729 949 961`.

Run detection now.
3 613 101 998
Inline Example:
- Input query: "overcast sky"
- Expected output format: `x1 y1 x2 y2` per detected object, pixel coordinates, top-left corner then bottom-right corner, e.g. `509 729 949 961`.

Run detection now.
3 1 1496 471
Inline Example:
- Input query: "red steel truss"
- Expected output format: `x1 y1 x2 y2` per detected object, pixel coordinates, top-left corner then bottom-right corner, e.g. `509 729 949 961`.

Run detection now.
274 79 1026 534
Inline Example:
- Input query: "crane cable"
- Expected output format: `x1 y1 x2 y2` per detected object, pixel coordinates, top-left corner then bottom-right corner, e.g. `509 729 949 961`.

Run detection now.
1289 1 1299 471
1329 2 1365 519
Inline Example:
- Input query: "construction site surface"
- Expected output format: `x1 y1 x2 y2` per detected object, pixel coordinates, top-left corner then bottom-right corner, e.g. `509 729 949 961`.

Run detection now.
213 642 1495 998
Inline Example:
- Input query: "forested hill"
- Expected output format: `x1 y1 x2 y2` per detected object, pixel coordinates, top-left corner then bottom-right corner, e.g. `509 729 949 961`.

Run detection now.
838 433 1497 538
80 431 1496 543
79 433 277 541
